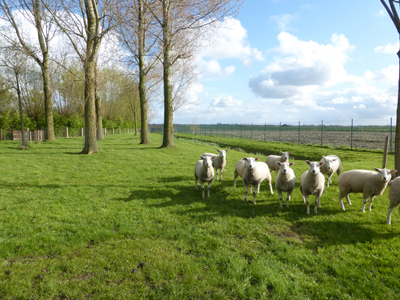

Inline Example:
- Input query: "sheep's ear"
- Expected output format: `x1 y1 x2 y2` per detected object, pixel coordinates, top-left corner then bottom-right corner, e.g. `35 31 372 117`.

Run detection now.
225 149 229 152
390 170 397 173
332 159 337 161
305 160 311 165
289 162 294 166
243 157 248 161
255 158 259 161
280 151 283 154
200 156 205 159
374 168 380 172
276 161 281 166
217 149 221 152
289 152 292 155
319 161 324 166
322 156 326 159
211 156 216 160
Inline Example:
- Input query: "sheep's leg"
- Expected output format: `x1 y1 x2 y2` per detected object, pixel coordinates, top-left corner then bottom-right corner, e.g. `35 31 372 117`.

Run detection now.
314 197 319 214
326 176 330 187
244 183 249 202
286 191 292 208
207 181 212 198
302 195 306 204
220 167 224 181
368 196 376 211
216 169 219 181
339 196 345 211
233 172 238 187
253 183 258 204
195 176 198 189
201 182 205 199
305 195 310 214
387 207 394 225
361 197 369 212
278 191 283 209
269 181 274 195
346 195 352 205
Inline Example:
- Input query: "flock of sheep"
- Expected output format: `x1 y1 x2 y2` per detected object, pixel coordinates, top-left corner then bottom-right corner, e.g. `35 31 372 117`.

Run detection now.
194 149 400 224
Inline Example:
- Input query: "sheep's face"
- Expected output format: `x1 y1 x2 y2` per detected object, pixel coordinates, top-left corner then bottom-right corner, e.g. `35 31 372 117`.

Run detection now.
201 156 214 168
374 168 397 182
217 149 228 158
280 151 291 161
306 160 323 175
244 157 258 170
277 161 294 175
322 157 336 170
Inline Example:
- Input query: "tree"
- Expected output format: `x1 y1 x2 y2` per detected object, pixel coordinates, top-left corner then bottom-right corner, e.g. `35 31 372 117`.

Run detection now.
44 0 120 154
380 0 400 175
0 0 56 141
146 0 244 148
116 0 161 145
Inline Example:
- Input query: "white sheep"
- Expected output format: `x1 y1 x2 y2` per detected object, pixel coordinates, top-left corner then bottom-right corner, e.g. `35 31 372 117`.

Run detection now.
320 155 342 187
242 157 273 204
338 168 396 212
201 149 229 180
233 158 246 187
265 151 292 173
275 161 296 209
299 160 325 214
387 177 400 224
194 155 216 199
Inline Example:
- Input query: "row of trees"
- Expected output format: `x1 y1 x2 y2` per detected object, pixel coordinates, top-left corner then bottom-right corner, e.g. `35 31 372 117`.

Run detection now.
0 0 243 153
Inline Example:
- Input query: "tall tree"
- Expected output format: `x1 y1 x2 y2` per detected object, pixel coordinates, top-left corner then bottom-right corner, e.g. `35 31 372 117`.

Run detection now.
146 0 244 148
0 0 56 141
44 0 119 154
116 0 161 145
380 0 400 175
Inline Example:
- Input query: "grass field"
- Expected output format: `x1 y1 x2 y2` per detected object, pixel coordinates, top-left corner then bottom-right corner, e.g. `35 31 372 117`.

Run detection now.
0 133 399 299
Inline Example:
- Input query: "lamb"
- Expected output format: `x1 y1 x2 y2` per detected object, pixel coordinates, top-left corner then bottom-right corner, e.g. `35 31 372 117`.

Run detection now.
233 158 246 188
320 155 342 187
194 155 216 199
338 168 396 212
387 177 400 224
299 160 325 214
275 161 296 209
265 151 292 173
201 149 229 180
242 157 273 204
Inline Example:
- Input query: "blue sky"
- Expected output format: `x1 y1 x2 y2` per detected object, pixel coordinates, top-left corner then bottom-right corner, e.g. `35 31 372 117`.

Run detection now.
168 0 400 126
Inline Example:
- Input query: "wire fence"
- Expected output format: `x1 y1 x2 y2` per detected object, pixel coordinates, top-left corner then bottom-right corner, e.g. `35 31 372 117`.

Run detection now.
150 118 396 152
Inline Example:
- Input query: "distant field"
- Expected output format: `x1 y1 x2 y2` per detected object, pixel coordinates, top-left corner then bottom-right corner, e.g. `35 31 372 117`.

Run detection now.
0 133 399 299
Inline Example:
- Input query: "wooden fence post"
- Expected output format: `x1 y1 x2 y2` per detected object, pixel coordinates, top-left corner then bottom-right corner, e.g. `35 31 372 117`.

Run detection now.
66 127 69 138
81 128 83 137
382 136 389 169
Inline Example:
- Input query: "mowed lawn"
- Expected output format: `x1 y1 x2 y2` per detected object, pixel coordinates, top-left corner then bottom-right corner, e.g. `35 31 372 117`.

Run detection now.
0 133 399 299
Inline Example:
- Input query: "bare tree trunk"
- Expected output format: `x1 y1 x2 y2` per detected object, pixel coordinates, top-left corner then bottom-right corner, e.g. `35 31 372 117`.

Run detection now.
138 0 150 144
96 93 104 140
82 60 98 154
42 59 55 141
16 75 26 148
161 0 174 148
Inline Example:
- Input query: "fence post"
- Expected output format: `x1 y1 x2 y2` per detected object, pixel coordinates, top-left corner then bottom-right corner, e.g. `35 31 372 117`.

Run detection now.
264 122 266 141
251 123 253 140
112 128 115 135
241 123 242 139
298 121 300 145
321 120 323 147
66 127 69 138
279 122 281 143
390 117 393 153
81 128 84 137
351 119 353 150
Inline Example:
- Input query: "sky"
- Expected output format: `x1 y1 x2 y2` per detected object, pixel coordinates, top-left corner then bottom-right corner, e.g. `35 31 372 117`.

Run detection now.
163 0 400 126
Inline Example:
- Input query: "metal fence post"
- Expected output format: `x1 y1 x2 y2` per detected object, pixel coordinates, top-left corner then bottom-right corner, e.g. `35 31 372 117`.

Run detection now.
321 120 323 147
279 122 281 143
264 122 266 141
390 117 393 153
251 123 253 140
351 119 353 150
298 121 300 145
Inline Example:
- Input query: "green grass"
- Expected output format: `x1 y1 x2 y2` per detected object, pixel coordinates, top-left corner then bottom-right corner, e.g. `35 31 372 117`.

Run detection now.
0 133 399 299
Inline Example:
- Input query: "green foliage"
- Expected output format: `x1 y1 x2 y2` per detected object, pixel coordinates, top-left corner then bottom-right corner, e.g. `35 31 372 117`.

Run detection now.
0 134 398 299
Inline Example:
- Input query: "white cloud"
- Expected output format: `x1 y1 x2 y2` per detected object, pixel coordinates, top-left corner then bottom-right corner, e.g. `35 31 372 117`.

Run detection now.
376 10 385 17
212 96 243 107
375 42 399 54
198 60 235 78
270 14 295 31
200 17 264 67
353 104 366 109
249 31 354 99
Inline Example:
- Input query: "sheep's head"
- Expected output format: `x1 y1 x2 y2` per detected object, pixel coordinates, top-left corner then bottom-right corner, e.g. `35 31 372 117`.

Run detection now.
280 151 291 161
322 156 337 170
200 156 215 168
306 160 323 175
277 161 294 175
243 157 259 170
374 168 397 182
217 149 229 158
